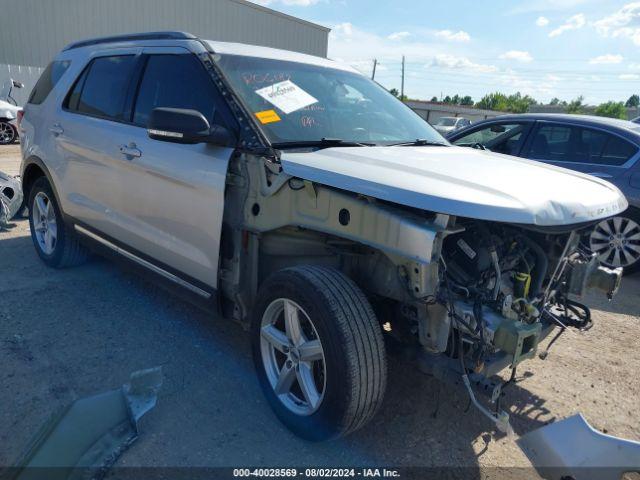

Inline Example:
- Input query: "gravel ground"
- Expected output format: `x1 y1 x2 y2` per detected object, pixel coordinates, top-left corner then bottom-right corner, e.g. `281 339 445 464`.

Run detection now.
1 144 639 477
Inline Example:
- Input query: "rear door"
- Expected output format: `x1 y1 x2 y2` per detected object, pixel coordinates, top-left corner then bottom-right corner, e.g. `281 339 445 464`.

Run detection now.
109 47 237 290
521 121 640 181
54 50 143 235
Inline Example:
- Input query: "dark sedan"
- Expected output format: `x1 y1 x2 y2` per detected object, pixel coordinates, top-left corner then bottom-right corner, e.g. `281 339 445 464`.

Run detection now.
448 113 640 273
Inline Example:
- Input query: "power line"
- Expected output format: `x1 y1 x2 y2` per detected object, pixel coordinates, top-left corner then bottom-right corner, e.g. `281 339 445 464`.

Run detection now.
401 55 405 100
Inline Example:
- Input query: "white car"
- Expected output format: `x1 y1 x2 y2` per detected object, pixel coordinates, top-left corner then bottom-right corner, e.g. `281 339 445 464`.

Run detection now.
0 98 20 145
432 116 471 135
20 32 626 446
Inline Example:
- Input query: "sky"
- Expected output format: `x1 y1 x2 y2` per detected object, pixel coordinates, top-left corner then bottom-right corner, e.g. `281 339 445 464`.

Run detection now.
249 0 640 105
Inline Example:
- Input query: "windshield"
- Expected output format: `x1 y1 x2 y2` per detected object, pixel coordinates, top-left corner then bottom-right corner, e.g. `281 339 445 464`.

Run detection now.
435 118 457 126
215 54 445 145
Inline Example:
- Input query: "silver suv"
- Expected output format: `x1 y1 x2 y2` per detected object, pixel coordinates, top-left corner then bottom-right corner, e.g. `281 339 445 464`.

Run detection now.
20 32 626 442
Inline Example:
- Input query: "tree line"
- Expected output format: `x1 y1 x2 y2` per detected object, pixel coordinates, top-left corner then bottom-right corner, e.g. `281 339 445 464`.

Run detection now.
389 88 640 119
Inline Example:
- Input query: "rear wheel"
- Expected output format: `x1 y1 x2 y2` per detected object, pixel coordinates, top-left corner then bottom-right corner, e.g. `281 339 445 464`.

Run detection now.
0 121 16 145
589 210 640 274
251 266 387 441
28 177 89 268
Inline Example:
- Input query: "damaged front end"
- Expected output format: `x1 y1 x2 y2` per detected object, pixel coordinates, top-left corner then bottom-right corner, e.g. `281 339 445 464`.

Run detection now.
0 171 23 228
416 219 623 434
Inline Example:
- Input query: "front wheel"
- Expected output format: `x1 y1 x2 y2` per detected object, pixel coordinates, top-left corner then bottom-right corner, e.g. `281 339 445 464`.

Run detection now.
251 266 387 441
589 210 640 274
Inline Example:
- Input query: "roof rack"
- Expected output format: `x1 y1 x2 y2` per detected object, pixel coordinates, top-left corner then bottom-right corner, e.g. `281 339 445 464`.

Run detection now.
63 31 197 51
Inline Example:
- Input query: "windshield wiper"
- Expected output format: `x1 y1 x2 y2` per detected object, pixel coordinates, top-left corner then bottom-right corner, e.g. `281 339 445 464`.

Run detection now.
271 138 376 150
387 139 449 147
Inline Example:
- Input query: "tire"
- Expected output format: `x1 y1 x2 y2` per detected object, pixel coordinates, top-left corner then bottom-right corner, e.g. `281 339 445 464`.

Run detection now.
251 266 387 441
28 177 89 268
589 209 640 275
0 121 17 145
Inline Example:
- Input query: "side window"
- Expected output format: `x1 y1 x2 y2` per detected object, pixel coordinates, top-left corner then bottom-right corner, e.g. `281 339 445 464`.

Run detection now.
452 123 526 156
572 128 608 163
28 60 71 105
132 54 221 127
67 55 137 121
527 124 572 161
600 135 638 166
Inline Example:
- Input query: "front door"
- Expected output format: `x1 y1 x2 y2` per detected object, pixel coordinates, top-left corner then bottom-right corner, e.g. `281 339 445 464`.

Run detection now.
109 48 237 290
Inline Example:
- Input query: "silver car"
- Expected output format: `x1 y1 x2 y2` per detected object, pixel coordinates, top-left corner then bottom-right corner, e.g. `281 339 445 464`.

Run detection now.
432 116 471 135
19 32 626 445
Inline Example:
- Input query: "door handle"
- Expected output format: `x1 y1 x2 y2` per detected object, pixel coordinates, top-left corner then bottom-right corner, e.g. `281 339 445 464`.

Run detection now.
49 123 64 136
119 143 142 159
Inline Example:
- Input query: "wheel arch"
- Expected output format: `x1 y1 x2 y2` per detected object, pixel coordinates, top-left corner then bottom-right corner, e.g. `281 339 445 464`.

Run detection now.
22 156 63 212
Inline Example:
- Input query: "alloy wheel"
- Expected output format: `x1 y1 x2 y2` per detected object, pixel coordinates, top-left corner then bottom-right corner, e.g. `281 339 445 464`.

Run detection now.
31 192 58 255
260 298 326 416
590 215 640 269
0 122 16 145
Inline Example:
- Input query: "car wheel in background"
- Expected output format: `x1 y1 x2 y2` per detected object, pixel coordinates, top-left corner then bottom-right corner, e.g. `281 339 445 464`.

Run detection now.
28 177 90 268
589 209 640 274
251 265 387 441
0 121 17 145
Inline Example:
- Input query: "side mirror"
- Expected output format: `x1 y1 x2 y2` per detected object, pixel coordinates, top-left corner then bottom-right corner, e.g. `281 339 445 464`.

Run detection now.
12 80 24 89
490 125 506 133
147 107 234 146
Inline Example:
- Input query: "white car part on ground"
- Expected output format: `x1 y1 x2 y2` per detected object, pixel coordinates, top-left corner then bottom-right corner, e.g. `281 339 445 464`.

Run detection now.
11 367 162 479
517 413 640 480
0 170 23 227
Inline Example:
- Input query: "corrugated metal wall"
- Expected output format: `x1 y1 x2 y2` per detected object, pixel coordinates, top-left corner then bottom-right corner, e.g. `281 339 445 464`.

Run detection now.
0 64 45 106
0 0 329 68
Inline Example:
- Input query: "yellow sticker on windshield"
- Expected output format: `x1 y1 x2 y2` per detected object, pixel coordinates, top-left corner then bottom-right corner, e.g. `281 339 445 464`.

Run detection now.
255 109 281 124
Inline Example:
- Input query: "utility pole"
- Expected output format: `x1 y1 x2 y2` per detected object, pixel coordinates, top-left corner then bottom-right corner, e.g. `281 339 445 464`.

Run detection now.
371 59 377 80
400 55 405 101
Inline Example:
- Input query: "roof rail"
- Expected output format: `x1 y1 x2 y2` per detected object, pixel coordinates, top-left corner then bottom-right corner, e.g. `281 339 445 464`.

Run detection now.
63 31 197 51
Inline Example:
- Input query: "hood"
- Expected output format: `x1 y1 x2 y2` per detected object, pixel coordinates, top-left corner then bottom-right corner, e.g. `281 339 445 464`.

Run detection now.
280 146 628 226
0 100 20 120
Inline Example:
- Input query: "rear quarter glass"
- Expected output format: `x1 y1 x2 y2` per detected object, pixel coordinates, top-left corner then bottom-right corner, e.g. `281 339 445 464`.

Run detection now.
28 60 71 105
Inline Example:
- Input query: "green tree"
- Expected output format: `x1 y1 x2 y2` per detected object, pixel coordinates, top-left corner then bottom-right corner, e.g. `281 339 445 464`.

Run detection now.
566 95 585 114
451 94 461 104
430 96 438 102
595 101 627 119
476 92 510 111
475 91 536 113
549 97 561 105
443 95 452 104
506 92 537 113
460 95 474 106
625 94 639 108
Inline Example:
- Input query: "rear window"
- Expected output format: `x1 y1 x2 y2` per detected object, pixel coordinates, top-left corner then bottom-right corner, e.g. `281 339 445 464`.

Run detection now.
28 60 71 105
526 123 638 165
600 135 638 166
66 55 137 121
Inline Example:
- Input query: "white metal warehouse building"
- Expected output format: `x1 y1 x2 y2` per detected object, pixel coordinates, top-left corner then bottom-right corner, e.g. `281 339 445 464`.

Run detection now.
0 0 330 105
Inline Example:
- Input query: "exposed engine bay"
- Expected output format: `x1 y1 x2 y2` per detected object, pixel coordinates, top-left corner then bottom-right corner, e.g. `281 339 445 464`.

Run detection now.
428 220 623 431
440 221 622 363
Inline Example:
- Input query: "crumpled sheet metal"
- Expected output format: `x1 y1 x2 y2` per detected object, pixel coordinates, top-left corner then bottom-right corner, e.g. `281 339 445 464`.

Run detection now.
0 171 23 227
7 367 163 480
517 413 640 480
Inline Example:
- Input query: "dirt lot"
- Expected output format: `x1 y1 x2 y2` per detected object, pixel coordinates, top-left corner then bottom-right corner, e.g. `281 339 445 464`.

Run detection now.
1 143 639 476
